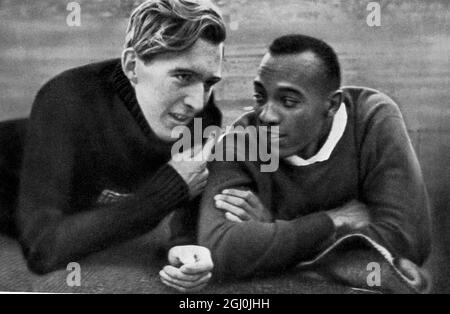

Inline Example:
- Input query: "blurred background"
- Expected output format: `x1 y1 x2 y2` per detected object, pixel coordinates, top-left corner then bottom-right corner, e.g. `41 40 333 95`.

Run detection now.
0 0 449 293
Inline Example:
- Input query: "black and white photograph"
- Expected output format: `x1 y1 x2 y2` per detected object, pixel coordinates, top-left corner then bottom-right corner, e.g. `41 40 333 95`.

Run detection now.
0 0 449 297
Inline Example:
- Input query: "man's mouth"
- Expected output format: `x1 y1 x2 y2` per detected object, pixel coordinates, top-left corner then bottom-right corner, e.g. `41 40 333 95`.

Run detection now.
270 133 286 142
168 113 193 124
264 130 286 140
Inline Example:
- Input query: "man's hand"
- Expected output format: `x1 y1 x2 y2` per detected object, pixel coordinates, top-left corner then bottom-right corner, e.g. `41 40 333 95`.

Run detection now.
169 133 217 199
214 189 271 223
326 200 371 231
160 246 214 293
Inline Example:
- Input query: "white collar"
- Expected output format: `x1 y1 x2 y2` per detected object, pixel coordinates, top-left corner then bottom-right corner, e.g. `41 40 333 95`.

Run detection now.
285 103 348 166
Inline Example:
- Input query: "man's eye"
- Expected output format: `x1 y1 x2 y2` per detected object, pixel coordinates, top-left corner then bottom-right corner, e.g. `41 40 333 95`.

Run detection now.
282 97 301 108
175 74 193 83
253 93 265 105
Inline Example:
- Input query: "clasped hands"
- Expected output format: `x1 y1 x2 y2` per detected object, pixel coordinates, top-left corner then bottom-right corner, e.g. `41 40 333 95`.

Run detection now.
160 245 213 293
214 189 371 231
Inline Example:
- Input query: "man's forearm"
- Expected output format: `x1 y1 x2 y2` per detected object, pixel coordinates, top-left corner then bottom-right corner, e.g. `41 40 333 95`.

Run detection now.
19 164 189 274
199 211 335 279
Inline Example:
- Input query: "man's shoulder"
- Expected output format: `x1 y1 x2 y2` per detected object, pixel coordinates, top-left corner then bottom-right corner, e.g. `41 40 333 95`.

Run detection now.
343 86 411 156
37 59 120 98
343 86 404 124
32 59 120 117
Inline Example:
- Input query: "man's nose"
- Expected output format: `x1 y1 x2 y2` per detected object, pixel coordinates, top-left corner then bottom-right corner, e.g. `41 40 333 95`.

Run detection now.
184 83 206 113
258 102 281 125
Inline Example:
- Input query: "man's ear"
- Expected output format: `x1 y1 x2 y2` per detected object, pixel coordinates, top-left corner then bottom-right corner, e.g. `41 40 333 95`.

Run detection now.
326 89 343 118
121 48 139 86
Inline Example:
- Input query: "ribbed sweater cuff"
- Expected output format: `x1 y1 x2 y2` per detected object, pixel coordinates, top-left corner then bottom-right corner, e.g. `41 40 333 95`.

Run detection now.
143 164 190 211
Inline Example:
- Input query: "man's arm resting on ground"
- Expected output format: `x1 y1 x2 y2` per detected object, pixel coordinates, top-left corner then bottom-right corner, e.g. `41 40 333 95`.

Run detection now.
207 110 432 270
353 108 431 265
17 82 190 274
197 160 336 279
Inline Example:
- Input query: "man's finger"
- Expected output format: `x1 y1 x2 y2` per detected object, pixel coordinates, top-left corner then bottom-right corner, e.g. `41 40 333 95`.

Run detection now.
222 189 251 200
162 269 212 287
223 189 264 211
194 180 208 192
173 143 203 160
163 265 206 282
192 172 209 188
215 194 252 212
180 259 214 275
225 212 243 223
160 270 211 289
200 168 209 180
161 277 208 294
215 200 251 221
246 191 264 208
201 132 217 161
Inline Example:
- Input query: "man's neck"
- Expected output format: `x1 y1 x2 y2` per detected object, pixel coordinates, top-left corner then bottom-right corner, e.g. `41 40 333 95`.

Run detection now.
297 117 334 160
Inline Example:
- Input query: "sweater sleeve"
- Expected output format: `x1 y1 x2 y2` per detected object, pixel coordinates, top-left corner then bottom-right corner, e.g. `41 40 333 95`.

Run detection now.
356 96 431 265
198 138 335 279
17 78 189 274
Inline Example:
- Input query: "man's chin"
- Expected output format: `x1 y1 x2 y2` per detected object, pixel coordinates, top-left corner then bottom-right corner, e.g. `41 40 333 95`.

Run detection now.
158 121 191 142
277 145 302 160
153 127 179 143
277 151 291 160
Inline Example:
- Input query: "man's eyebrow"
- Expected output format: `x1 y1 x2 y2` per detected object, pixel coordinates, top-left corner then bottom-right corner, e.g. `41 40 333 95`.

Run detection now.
170 67 221 82
169 67 200 76
278 86 305 98
253 81 303 97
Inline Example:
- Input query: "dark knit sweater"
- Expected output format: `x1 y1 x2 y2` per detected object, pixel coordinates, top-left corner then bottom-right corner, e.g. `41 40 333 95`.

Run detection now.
198 87 431 279
0 119 27 238
17 59 222 274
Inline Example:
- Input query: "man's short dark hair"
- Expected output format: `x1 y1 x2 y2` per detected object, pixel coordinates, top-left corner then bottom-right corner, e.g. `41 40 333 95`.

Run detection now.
269 34 341 92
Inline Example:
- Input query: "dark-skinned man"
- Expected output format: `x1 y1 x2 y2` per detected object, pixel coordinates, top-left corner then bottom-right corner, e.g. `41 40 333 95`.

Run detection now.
198 35 431 284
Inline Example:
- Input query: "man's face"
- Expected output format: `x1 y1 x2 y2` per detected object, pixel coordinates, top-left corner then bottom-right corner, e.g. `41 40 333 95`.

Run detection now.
134 39 223 142
253 52 332 159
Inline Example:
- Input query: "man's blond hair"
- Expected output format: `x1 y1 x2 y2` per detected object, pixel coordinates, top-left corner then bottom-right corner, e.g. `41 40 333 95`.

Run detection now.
125 0 226 63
